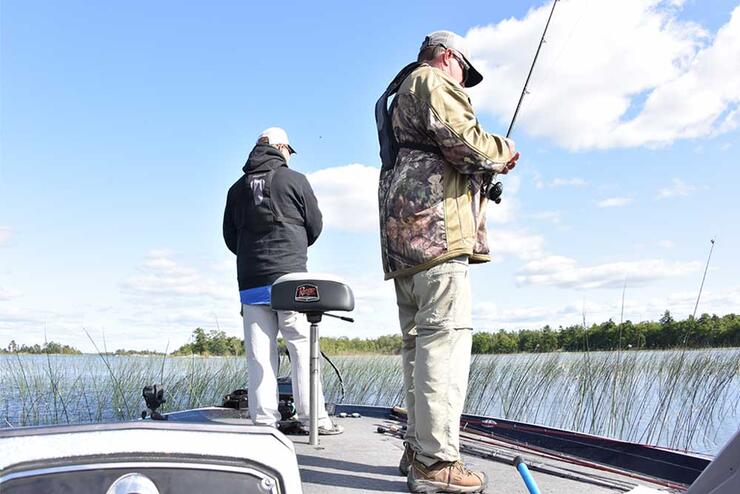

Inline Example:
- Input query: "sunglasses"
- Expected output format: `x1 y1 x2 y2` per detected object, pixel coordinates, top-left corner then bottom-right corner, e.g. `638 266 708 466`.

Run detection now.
449 50 469 84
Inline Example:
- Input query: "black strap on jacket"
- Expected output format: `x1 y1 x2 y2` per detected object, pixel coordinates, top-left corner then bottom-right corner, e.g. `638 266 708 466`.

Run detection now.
375 62 425 171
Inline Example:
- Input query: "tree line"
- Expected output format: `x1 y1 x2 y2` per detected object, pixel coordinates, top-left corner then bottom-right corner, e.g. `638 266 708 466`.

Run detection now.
1 340 82 355
171 328 245 356
170 312 739 356
5 312 738 356
471 312 739 354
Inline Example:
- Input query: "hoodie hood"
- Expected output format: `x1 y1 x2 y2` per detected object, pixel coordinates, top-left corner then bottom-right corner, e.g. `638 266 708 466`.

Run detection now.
243 144 288 174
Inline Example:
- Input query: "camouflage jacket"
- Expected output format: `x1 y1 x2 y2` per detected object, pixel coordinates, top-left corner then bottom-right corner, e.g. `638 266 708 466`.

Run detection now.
378 65 515 279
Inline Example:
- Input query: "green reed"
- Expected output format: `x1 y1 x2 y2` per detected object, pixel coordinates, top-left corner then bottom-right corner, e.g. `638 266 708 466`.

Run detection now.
1 348 737 453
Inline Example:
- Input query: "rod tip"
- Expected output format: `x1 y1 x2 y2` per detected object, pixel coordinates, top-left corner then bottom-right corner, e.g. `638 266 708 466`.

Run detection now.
513 455 525 467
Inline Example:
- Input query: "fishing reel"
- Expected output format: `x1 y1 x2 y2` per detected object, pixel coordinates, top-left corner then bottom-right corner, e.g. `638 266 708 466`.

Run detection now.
483 175 504 204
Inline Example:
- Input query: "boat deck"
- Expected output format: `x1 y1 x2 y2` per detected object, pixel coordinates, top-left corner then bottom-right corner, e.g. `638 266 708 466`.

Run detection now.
156 405 678 493
291 414 668 493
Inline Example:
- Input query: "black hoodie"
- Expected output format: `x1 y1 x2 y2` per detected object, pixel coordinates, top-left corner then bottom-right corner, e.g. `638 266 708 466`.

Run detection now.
223 144 322 290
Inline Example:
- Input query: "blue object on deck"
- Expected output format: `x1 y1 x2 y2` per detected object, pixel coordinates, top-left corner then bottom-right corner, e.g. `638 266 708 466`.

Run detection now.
514 456 542 494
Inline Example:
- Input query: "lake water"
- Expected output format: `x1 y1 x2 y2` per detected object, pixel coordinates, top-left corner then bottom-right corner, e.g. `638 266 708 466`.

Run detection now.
1 348 738 454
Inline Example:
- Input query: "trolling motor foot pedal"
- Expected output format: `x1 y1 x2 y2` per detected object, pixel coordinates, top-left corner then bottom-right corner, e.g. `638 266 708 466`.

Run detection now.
271 273 354 446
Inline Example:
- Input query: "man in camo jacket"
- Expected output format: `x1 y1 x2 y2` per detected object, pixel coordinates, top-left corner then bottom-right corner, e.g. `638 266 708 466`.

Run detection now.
377 30 520 493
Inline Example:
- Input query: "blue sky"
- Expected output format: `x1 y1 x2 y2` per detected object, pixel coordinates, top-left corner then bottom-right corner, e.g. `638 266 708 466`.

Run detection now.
1 0 738 352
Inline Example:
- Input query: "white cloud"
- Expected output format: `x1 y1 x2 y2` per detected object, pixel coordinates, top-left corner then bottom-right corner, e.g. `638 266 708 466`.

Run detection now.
0 250 242 351
516 257 701 289
489 229 546 261
532 170 545 189
521 255 578 274
550 177 588 187
211 258 236 273
0 303 87 348
473 285 740 330
659 239 675 248
0 287 21 301
0 305 45 326
486 175 520 224
43 250 242 350
530 171 588 189
120 250 229 300
316 272 398 337
658 177 694 198
308 164 380 233
528 210 561 223
466 1 740 149
0 227 10 246
597 196 632 208
474 301 576 328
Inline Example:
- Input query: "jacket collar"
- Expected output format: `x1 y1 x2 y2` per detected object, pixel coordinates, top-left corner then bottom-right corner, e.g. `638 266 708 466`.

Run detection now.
243 144 287 174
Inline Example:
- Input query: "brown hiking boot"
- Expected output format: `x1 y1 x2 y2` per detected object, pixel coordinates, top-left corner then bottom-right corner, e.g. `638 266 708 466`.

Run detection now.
399 442 414 476
407 459 487 493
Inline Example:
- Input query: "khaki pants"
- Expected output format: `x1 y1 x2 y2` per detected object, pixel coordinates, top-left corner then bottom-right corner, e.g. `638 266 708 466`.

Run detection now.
394 256 473 466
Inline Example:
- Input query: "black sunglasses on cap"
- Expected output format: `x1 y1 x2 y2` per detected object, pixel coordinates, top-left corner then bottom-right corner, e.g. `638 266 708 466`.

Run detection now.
449 50 469 84
432 43 469 84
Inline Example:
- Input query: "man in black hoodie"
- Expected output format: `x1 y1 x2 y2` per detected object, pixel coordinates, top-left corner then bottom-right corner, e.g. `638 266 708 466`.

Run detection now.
223 127 341 434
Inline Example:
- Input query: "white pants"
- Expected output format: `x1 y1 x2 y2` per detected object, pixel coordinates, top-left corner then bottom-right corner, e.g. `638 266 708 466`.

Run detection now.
242 304 331 428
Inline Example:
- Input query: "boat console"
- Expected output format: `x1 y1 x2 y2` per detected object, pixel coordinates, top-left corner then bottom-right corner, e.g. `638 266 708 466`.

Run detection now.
0 421 302 493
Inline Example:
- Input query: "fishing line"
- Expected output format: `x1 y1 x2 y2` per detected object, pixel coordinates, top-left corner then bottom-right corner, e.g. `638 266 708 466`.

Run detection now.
692 238 716 320
524 0 590 111
506 0 561 138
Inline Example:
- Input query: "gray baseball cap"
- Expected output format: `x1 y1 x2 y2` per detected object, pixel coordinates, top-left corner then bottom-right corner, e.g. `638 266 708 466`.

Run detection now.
420 30 483 87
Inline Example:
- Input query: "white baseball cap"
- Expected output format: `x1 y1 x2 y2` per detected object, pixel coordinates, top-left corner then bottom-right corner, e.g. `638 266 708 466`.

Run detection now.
258 127 296 154
420 30 483 87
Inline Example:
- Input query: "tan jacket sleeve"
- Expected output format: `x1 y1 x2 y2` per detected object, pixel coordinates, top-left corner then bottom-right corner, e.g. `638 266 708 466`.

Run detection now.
425 75 514 174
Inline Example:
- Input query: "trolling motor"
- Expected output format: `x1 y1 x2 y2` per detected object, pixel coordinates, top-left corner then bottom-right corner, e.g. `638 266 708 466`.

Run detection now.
271 273 354 446
141 384 167 420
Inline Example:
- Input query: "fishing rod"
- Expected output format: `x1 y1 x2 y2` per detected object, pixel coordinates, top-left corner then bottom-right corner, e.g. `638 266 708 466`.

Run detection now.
488 0 559 204
683 238 716 346
391 406 701 489
692 238 715 319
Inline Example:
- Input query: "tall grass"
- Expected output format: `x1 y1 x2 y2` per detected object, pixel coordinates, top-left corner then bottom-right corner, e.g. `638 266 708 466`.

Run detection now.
0 354 250 424
463 349 739 453
1 349 737 454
